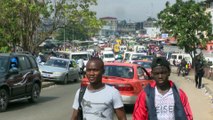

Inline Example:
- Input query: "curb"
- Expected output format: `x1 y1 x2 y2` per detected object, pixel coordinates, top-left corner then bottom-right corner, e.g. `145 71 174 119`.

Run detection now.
41 82 55 88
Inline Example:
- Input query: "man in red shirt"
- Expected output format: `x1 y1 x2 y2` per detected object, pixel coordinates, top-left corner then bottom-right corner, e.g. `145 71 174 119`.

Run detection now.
133 57 193 120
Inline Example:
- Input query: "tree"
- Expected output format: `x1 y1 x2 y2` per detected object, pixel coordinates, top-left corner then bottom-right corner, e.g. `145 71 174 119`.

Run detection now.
56 9 103 41
0 0 101 53
157 0 212 66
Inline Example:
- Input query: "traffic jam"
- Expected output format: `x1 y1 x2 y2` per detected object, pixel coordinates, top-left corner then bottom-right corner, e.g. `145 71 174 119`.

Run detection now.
71 37 171 105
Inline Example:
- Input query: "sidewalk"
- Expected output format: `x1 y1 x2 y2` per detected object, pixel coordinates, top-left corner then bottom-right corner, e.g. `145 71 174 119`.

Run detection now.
171 66 213 97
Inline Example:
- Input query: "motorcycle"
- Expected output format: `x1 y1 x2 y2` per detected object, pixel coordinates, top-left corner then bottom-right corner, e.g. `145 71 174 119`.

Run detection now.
178 64 190 76
180 67 188 76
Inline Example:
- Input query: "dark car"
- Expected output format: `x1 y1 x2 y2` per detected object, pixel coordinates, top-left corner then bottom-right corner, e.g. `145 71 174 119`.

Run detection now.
0 53 42 112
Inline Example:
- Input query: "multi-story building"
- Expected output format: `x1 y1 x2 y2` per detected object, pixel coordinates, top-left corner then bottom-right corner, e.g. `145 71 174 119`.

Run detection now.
99 17 118 37
117 20 136 35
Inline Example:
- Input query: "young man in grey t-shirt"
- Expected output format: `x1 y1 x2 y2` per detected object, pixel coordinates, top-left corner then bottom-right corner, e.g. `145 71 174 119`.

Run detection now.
71 57 127 120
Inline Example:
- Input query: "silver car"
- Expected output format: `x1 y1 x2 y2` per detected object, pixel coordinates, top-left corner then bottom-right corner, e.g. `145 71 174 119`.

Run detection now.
39 57 80 84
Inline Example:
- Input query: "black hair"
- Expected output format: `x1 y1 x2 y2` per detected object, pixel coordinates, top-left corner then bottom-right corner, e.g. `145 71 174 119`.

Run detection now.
87 57 104 69
151 57 170 71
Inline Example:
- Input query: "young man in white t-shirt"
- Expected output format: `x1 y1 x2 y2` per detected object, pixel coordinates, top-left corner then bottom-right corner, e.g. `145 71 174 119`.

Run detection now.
133 57 193 120
71 57 127 120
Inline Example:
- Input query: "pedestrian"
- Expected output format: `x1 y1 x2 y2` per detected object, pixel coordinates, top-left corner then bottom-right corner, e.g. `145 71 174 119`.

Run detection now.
71 57 127 120
194 54 205 89
173 59 176 66
133 57 193 120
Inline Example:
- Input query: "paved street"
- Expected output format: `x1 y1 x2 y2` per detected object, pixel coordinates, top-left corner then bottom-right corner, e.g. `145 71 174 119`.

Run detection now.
0 82 80 120
1 73 213 120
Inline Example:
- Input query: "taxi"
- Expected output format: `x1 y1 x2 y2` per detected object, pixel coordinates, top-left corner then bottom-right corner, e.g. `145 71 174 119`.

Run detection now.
81 62 154 105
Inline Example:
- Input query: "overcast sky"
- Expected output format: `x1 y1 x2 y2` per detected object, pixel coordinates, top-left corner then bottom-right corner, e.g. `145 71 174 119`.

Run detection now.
90 0 176 22
90 0 203 22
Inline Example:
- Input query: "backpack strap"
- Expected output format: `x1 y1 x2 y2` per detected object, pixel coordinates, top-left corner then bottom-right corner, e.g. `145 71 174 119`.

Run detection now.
78 86 87 110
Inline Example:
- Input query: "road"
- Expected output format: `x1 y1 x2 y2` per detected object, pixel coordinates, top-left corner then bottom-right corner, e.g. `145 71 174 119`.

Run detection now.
0 82 80 120
1 73 213 120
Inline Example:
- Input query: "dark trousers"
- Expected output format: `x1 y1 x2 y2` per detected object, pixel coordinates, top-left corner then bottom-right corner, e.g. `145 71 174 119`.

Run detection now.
195 73 203 88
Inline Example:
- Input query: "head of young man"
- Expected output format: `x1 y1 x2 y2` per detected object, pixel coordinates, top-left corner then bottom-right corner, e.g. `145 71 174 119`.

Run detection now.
151 57 171 88
86 57 105 86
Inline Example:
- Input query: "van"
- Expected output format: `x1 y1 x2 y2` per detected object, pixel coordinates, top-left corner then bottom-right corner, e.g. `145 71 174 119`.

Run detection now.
58 51 91 69
124 52 147 63
69 51 91 65
169 53 192 65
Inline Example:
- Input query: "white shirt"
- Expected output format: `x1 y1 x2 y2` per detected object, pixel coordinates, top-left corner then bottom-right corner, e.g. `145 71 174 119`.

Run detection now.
72 85 124 120
155 87 175 120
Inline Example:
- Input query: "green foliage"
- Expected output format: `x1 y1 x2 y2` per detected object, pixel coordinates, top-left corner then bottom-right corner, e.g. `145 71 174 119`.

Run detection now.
157 0 212 57
56 0 103 41
0 0 100 52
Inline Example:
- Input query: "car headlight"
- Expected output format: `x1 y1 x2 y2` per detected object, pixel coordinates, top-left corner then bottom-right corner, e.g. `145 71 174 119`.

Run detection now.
54 72 63 75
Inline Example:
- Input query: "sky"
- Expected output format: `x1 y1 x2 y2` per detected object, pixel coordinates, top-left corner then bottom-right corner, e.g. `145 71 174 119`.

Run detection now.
90 0 204 22
90 0 176 22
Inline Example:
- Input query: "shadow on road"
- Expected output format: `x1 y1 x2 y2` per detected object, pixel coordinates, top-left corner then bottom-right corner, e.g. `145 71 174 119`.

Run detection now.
6 96 58 112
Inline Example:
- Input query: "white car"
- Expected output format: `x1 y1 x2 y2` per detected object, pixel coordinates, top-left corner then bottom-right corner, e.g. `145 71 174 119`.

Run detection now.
101 51 115 62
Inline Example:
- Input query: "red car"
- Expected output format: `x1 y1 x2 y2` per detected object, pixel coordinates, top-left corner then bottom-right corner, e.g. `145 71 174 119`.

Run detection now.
81 62 154 105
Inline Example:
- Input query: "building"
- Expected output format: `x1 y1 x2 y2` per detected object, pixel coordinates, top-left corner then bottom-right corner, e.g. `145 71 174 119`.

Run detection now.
143 17 160 38
117 20 136 35
99 17 118 37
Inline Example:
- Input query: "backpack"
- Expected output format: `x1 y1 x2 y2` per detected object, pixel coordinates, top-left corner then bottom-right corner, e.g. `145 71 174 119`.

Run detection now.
78 87 86 120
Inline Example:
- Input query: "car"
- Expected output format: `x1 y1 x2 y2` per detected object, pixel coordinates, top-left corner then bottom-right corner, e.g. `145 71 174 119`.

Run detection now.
39 57 80 84
132 60 152 75
0 52 42 112
100 51 115 62
81 62 154 105
125 52 149 63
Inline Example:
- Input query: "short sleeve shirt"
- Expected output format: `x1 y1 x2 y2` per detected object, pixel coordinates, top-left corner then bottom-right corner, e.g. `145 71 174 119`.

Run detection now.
72 85 124 120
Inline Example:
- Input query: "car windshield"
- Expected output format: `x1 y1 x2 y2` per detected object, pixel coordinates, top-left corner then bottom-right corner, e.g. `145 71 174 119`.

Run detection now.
172 55 177 59
132 54 145 60
104 54 114 58
72 54 88 60
140 56 154 61
104 65 134 79
0 56 9 73
45 59 68 68
133 61 151 68
132 55 153 61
